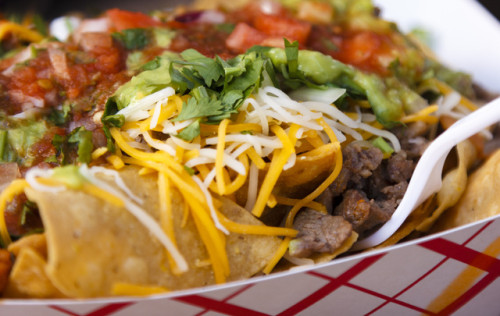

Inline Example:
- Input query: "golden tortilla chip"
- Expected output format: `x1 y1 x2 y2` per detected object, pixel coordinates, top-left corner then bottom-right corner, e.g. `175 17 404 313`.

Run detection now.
417 140 477 232
8 233 47 258
433 149 500 232
24 167 281 298
276 143 336 198
372 141 477 248
373 196 436 249
4 247 64 298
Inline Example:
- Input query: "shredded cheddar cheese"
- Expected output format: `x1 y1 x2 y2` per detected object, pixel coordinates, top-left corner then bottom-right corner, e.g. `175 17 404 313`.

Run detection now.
158 171 183 275
435 79 478 111
263 238 291 274
91 147 108 160
82 80 407 281
81 183 124 207
216 119 230 195
401 105 439 124
251 125 297 217
106 154 125 169
112 282 169 296
275 196 327 214
217 211 297 237
0 21 44 43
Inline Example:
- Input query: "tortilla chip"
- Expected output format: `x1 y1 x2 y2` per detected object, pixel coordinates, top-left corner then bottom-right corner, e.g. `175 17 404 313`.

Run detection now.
276 143 336 198
4 247 64 298
24 167 281 298
433 149 500 232
8 233 47 258
373 196 436 249
417 140 477 232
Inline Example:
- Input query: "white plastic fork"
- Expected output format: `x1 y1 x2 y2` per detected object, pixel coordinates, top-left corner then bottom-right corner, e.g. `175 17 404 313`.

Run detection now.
353 97 500 250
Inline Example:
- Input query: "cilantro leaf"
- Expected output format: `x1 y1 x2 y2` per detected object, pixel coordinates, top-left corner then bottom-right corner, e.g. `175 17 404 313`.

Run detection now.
183 165 196 175
177 49 224 86
0 129 13 162
166 47 268 139
217 55 246 81
176 119 201 141
47 103 71 126
142 56 162 71
51 134 68 165
225 53 263 92
68 127 93 164
112 28 149 50
101 97 122 152
174 94 223 122
284 39 299 77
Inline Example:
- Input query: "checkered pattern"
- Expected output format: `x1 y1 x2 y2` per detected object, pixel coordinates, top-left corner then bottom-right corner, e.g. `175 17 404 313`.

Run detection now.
3 216 500 316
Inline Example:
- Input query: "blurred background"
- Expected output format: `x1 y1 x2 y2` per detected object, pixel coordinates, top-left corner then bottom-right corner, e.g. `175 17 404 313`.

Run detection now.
0 0 499 20
479 0 500 19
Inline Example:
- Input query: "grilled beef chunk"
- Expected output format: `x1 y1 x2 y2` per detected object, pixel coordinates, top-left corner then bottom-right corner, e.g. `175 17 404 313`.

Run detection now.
334 189 391 234
292 125 424 255
289 209 352 258
391 121 430 159
318 143 416 238
325 143 383 200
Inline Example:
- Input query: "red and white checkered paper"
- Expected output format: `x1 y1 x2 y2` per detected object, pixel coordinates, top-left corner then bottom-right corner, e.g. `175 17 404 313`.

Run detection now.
2 214 500 316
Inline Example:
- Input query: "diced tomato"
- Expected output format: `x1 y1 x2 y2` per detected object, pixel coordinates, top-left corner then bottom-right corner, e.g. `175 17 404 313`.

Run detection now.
225 23 267 54
106 8 162 31
341 31 381 65
330 31 396 75
253 14 311 45
231 1 286 24
91 46 123 74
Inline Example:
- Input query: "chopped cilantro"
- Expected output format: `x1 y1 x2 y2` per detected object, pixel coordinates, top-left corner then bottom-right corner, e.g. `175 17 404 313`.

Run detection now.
284 39 299 77
141 56 162 71
174 92 223 122
47 103 71 126
68 127 93 164
112 28 149 50
183 165 196 176
101 97 123 152
371 136 394 155
215 23 235 33
176 119 201 141
178 49 225 87
51 134 68 165
0 129 11 162
167 48 266 139
20 201 37 226
33 14 48 36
